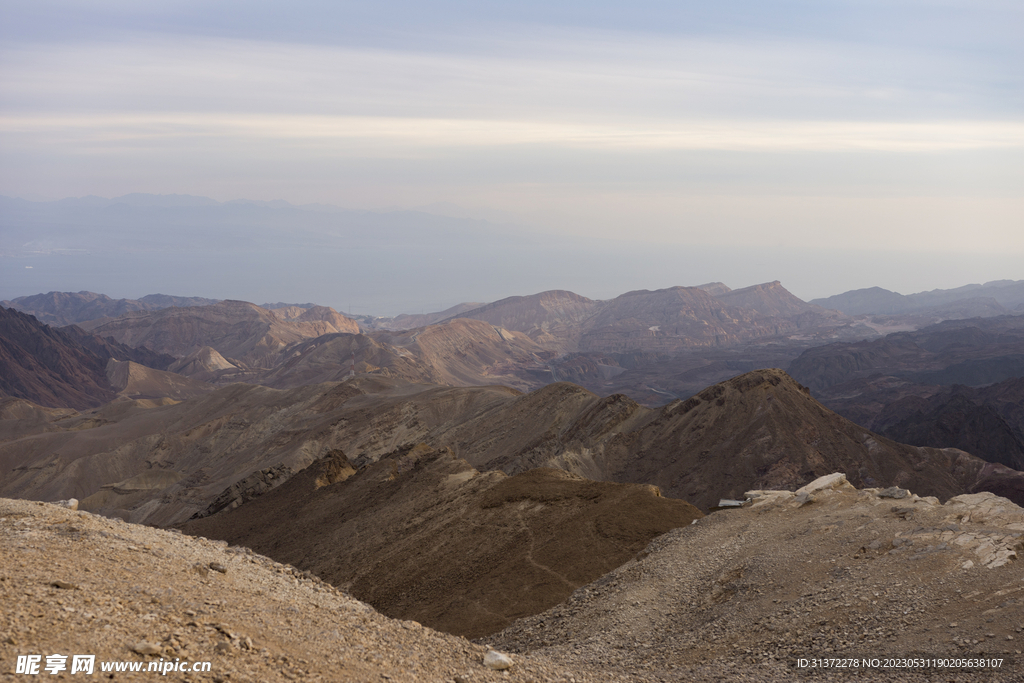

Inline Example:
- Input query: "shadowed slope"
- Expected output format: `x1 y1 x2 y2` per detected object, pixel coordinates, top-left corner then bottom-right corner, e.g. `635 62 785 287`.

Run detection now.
183 444 702 638
0 306 115 409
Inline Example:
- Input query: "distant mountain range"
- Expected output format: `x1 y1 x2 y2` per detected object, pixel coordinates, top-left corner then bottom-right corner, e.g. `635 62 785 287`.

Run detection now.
2 291 219 326
4 278 1024 522
812 280 1024 317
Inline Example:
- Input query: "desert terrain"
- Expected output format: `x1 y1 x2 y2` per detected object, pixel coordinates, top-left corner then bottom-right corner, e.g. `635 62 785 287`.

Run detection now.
3 280 1024 681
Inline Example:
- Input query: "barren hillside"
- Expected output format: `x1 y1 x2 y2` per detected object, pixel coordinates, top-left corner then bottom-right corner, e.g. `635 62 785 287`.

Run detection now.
183 445 701 638
494 476 1024 682
3 369 1023 528
0 497 593 683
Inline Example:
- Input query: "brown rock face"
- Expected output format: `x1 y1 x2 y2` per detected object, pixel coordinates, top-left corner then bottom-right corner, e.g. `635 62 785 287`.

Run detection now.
0 306 115 409
182 444 702 638
605 369 978 509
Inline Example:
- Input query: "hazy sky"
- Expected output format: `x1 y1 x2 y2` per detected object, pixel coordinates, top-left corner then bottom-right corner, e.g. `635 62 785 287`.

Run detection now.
2 1 1023 306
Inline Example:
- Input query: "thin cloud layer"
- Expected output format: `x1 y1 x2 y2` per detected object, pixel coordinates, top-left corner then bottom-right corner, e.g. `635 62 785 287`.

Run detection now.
1 1 1022 265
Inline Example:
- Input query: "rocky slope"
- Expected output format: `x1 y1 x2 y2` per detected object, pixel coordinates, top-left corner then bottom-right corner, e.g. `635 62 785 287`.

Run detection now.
260 318 554 392
5 478 1022 682
105 358 213 401
369 318 555 391
493 475 1024 681
0 497 592 683
0 306 116 409
183 445 702 638
431 369 1024 510
0 378 522 525
167 346 243 383
5 368 1023 528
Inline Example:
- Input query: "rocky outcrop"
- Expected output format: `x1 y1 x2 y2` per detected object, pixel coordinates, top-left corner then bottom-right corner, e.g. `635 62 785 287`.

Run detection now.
192 463 295 519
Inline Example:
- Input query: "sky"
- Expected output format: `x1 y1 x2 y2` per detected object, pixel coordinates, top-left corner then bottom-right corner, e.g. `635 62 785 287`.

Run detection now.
1 1 1022 311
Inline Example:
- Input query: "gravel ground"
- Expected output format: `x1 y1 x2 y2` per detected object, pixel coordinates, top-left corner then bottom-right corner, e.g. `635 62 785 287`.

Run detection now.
4 477 1024 682
0 498 591 682
492 480 1024 682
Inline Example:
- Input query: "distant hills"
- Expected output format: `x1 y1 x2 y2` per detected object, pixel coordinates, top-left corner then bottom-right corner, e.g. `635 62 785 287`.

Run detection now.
1 281 872 407
811 280 1024 317
78 300 359 369
441 281 852 355
5 278 1024 411
789 315 1024 471
1 291 219 326
4 278 1024 520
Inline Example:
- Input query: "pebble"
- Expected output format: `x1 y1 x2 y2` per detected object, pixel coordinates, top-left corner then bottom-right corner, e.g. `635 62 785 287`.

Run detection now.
132 641 162 655
484 650 515 670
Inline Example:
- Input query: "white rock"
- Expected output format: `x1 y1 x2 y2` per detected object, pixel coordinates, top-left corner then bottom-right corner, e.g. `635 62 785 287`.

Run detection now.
796 473 851 495
484 650 514 670
745 491 794 508
54 498 78 511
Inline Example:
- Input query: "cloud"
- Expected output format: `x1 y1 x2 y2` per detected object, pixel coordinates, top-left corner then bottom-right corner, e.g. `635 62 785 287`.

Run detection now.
3 113 1022 154
1 22 1020 261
